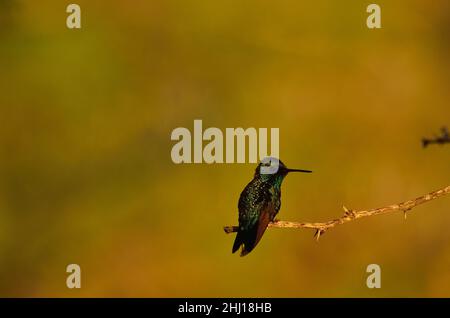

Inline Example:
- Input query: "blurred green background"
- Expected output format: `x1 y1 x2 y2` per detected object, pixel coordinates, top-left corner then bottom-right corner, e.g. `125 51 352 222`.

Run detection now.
0 0 449 297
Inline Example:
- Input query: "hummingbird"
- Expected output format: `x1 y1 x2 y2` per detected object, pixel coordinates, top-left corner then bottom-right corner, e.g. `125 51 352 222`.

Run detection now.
232 157 312 256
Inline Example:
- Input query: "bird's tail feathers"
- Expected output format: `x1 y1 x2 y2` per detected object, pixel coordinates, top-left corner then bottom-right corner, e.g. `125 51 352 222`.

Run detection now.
232 226 258 256
232 230 244 254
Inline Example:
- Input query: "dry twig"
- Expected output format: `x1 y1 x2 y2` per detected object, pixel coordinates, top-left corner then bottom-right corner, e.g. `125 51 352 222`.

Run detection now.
422 127 450 148
224 185 450 241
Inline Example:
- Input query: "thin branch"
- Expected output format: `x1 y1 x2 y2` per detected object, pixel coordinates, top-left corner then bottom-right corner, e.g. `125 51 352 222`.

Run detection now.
422 127 450 148
224 185 450 241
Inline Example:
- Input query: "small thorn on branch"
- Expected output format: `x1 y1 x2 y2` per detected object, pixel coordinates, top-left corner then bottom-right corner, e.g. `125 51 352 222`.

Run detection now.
314 229 325 241
403 207 412 220
343 205 355 218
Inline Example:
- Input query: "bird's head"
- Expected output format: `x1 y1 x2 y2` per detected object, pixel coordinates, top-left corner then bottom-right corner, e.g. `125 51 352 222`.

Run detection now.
254 157 312 182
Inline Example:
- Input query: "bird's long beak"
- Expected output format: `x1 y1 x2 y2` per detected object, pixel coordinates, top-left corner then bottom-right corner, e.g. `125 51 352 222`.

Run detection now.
286 168 312 173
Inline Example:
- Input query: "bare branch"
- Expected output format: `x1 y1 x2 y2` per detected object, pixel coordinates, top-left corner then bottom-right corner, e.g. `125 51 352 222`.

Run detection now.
223 185 450 240
422 127 450 148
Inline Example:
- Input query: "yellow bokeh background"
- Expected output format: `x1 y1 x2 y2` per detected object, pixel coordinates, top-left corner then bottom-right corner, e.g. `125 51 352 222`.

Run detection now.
0 0 449 297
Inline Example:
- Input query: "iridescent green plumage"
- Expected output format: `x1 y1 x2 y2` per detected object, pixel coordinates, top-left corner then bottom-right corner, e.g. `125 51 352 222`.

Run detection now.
232 158 312 256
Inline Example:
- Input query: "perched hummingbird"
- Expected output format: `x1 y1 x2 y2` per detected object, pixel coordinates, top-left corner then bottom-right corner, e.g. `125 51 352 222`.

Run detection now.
232 157 312 256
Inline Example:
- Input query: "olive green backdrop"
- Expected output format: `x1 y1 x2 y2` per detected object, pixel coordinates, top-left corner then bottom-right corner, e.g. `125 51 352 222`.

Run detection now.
0 0 449 297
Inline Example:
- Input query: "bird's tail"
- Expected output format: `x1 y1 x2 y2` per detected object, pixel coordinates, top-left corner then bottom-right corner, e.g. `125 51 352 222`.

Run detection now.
232 226 258 257
232 231 243 254
422 138 429 148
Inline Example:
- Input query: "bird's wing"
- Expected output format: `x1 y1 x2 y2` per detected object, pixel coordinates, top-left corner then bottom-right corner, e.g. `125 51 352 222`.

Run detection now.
251 201 276 252
238 202 274 257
